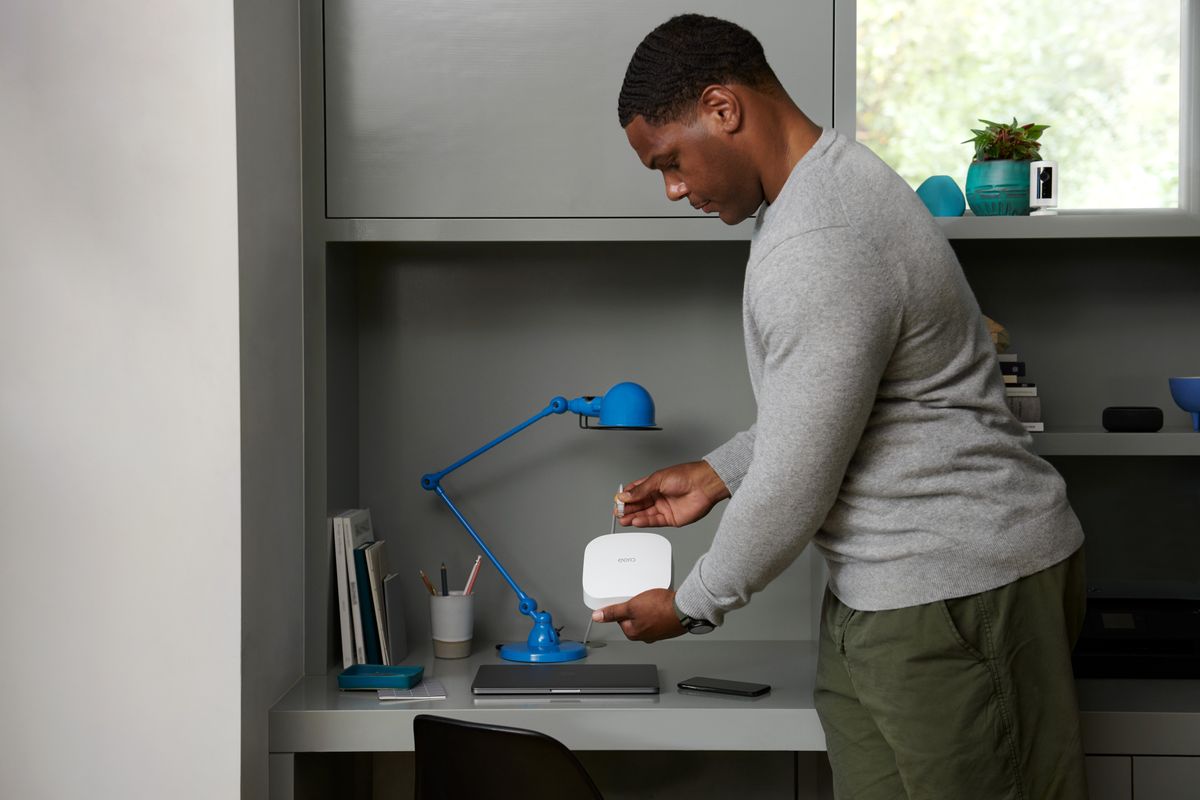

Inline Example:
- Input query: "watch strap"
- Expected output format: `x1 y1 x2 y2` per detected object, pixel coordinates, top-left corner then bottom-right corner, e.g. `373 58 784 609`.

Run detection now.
673 596 715 634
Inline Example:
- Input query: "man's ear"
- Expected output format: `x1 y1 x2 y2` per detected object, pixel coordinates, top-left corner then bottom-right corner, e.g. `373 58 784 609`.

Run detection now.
698 85 743 134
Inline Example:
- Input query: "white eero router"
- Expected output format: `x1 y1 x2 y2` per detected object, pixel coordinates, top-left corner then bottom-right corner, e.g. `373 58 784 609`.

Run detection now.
582 532 673 610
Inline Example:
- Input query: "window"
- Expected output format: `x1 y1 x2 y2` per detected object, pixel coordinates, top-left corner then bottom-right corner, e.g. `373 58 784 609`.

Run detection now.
854 0 1184 210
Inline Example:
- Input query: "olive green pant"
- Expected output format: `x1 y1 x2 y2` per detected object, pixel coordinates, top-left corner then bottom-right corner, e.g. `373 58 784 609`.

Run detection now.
814 548 1088 800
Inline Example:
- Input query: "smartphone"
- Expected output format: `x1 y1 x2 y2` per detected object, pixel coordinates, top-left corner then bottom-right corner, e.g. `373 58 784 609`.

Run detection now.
677 675 771 697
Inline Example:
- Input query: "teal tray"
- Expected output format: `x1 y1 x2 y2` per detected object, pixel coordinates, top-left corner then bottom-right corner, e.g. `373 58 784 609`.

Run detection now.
338 664 424 690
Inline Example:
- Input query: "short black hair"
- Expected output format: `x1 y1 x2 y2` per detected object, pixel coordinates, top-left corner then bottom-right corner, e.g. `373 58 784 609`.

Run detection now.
617 14 780 128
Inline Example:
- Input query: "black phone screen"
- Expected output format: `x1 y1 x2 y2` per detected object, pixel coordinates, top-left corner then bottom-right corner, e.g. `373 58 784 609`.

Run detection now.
677 675 771 697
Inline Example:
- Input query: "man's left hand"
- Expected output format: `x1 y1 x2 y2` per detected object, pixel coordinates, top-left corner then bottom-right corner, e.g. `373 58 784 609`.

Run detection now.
591 588 685 643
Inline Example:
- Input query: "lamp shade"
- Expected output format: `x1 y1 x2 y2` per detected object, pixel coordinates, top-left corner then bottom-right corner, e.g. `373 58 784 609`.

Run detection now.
594 381 659 429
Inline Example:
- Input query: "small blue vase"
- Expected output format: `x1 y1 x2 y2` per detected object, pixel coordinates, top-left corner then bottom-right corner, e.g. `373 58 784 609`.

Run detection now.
916 175 966 217
965 160 1032 216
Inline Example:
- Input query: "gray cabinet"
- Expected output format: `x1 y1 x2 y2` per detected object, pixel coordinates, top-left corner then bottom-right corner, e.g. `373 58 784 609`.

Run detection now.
1082 752 1200 798
1087 756 1132 800
1133 757 1200 800
323 1 833 219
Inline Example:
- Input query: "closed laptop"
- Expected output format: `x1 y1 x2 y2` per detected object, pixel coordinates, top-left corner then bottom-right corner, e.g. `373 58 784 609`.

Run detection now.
471 664 659 695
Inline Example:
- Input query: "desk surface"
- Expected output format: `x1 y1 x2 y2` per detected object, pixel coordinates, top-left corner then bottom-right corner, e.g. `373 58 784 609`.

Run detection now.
271 640 824 753
269 640 1200 755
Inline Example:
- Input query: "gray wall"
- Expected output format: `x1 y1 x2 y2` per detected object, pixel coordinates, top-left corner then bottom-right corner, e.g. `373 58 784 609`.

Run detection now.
329 242 823 653
955 238 1200 428
235 0 304 797
0 2 242 797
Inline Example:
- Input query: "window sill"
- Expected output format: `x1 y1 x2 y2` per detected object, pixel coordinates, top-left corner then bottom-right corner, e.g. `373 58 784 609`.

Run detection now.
937 210 1200 239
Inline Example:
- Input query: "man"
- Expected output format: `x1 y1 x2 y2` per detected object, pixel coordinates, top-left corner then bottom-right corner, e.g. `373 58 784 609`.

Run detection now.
590 14 1089 800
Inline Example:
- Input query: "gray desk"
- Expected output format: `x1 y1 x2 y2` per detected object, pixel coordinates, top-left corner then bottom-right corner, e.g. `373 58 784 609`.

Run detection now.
271 641 825 755
268 640 1200 799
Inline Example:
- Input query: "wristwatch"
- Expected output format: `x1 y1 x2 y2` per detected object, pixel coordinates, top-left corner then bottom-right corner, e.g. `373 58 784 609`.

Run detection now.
674 597 715 635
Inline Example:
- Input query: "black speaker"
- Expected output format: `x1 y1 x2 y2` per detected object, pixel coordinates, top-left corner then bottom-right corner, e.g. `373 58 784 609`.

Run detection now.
1101 406 1163 432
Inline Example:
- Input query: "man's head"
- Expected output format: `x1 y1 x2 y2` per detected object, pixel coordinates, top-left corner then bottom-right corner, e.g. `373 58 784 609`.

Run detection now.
618 14 790 224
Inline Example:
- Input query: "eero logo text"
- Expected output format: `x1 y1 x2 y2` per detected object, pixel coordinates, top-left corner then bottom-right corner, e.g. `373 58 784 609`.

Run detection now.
617 557 637 563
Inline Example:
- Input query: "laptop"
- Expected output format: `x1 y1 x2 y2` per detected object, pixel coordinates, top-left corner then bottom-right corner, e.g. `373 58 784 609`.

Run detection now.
471 663 659 695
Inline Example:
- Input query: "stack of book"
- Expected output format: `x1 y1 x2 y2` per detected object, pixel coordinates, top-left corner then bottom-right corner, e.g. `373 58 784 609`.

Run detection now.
999 353 1043 432
329 508 408 668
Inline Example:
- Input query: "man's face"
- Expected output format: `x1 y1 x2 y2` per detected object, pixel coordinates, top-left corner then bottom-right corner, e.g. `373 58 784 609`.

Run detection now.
624 114 761 225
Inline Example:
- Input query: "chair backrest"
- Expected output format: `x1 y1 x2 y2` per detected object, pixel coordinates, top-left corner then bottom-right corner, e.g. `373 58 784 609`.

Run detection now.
413 713 604 800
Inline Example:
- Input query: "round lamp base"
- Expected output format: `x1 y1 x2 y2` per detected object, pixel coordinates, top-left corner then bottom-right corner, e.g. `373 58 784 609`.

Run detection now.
499 640 588 663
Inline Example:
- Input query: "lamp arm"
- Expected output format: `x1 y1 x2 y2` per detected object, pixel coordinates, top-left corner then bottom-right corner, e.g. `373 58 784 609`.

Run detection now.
420 397 568 490
431 485 534 613
419 396 571 620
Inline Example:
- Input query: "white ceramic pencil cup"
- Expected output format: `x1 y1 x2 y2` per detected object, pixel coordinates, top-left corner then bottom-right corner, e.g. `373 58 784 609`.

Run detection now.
429 591 473 659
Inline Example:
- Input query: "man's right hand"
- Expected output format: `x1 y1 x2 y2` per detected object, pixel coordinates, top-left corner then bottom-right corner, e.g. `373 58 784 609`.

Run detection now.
617 460 731 528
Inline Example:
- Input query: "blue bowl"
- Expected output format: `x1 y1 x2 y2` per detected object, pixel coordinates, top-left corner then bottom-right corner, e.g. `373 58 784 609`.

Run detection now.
1168 377 1200 431
916 175 966 217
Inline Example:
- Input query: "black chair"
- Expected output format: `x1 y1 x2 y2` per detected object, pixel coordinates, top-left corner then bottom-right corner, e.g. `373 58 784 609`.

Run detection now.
413 713 604 799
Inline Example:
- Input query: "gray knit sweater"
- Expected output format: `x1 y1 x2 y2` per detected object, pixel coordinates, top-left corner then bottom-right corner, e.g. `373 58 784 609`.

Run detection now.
675 128 1084 624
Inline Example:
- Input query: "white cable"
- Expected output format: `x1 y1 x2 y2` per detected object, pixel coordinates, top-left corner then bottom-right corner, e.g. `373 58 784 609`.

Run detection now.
590 482 623 649
610 482 623 534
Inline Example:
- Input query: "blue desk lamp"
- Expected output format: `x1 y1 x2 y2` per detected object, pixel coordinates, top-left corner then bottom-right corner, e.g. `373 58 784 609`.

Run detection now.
420 381 660 663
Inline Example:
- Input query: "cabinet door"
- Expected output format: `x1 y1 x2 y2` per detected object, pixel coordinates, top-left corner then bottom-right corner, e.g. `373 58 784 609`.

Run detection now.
324 1 834 219
1133 757 1200 800
1086 756 1131 800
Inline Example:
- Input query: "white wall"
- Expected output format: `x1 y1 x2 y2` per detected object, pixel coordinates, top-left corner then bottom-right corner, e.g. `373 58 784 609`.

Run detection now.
0 3 242 798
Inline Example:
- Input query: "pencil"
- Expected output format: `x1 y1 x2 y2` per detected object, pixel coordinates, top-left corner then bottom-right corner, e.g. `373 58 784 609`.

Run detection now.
464 555 483 594
440 562 449 596
419 569 437 596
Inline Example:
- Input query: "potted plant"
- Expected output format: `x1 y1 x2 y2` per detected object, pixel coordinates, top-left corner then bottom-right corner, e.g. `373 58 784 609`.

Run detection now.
962 118 1049 216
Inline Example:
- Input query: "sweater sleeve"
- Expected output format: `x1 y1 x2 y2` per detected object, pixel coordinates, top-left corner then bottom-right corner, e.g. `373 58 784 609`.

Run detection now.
702 424 756 495
674 230 902 625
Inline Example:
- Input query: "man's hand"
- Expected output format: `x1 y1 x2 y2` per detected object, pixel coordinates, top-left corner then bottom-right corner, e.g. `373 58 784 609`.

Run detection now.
617 460 731 528
591 588 686 643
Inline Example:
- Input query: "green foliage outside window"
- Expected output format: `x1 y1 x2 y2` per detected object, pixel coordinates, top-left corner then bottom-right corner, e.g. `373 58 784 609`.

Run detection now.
857 0 1181 209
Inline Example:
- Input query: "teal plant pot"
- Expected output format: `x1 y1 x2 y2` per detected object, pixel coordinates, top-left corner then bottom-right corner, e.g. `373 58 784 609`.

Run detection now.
965 160 1032 216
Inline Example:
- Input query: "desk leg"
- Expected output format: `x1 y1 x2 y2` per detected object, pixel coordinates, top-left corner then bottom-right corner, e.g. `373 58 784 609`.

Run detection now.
270 753 295 800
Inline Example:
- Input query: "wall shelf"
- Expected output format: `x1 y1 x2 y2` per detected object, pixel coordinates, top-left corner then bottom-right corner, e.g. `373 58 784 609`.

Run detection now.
1032 429 1200 456
320 216 756 243
316 209 1200 243
938 211 1200 239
